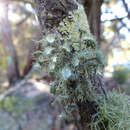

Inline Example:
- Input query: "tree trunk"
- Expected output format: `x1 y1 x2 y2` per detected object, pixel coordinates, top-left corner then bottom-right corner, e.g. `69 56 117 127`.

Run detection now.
82 0 103 45
0 0 20 85
34 0 106 129
23 43 38 76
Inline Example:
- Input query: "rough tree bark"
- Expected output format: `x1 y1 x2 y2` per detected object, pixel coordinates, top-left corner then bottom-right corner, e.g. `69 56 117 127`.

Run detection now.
23 42 39 76
82 0 103 44
34 0 106 129
0 0 20 84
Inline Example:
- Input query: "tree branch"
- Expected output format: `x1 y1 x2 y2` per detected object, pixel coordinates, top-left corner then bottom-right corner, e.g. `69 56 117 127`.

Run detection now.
0 67 34 101
101 16 127 22
121 0 130 18
102 15 130 35
120 19 130 32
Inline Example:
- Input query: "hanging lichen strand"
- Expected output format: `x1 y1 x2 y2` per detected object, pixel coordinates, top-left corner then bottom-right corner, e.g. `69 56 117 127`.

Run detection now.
34 1 106 129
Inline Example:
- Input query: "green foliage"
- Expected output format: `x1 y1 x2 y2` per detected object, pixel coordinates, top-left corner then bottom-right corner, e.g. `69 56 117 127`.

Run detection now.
0 96 32 113
90 91 130 130
0 96 19 111
113 67 130 84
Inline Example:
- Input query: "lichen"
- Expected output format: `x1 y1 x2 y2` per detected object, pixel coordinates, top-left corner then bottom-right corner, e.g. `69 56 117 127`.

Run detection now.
90 91 130 130
58 4 90 42
33 1 130 129
34 1 105 128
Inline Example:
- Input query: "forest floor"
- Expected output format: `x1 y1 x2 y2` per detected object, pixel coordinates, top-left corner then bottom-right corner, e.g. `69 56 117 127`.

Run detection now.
0 77 129 130
0 79 75 130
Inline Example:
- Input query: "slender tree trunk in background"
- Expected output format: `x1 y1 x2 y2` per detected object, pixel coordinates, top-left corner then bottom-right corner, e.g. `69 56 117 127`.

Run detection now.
0 0 20 85
82 0 103 45
23 27 42 76
23 42 39 76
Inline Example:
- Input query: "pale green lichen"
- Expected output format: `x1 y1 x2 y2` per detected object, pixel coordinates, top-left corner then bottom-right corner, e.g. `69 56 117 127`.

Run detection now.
58 4 90 42
90 91 130 130
61 67 72 80
34 2 106 128
46 33 56 43
34 2 130 129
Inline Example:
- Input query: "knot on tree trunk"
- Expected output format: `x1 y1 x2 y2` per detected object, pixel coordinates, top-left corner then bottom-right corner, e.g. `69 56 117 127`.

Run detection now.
34 0 78 34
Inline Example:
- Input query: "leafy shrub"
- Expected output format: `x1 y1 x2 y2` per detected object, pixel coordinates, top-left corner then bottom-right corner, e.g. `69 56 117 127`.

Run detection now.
0 96 32 112
113 67 130 84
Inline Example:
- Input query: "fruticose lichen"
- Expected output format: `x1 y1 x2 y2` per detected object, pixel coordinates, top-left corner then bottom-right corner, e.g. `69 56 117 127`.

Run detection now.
34 1 130 129
90 91 130 130
34 2 105 123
